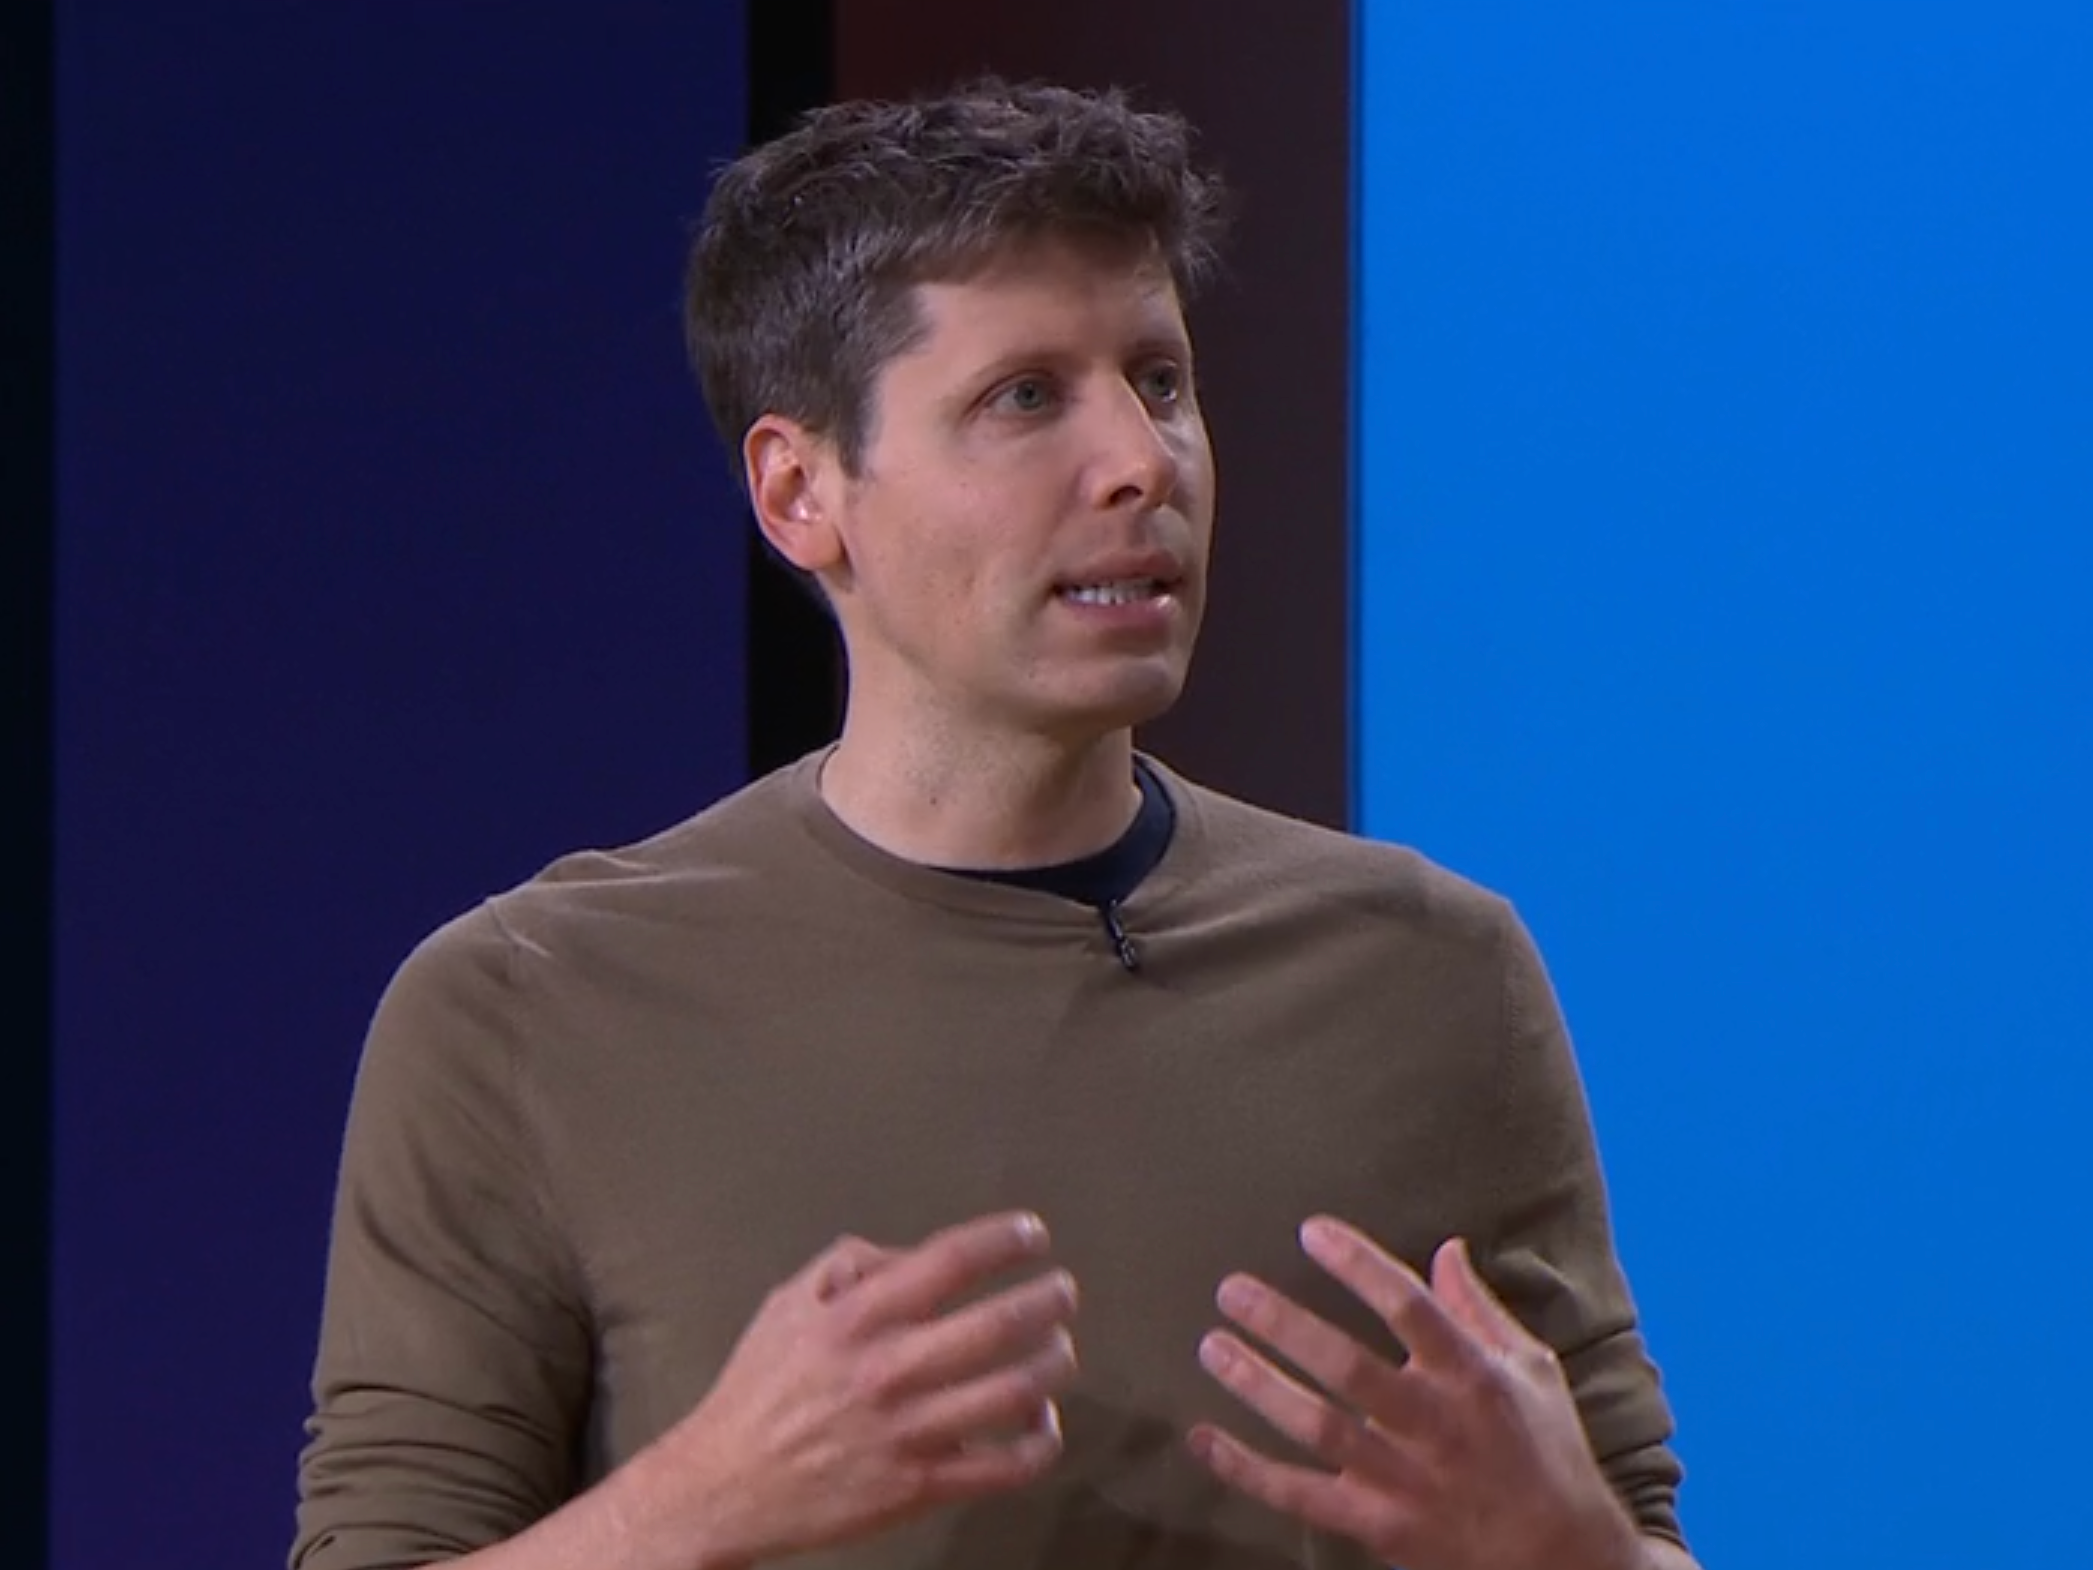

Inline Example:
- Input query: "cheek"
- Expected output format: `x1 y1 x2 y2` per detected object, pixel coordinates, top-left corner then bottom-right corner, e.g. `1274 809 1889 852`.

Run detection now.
1168 423 1216 508
857 500 997 623
847 451 1060 628
906 480 1040 599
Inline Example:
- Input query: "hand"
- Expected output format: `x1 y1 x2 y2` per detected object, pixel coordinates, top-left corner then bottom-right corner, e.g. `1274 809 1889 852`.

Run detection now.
1188 1219 1642 1570
633 1211 1079 1570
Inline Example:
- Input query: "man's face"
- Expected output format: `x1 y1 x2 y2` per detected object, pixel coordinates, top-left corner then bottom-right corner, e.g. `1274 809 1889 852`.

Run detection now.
815 241 1215 746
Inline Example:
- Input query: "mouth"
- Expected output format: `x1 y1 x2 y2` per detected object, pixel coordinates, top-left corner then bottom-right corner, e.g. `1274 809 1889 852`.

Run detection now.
1055 577 1177 607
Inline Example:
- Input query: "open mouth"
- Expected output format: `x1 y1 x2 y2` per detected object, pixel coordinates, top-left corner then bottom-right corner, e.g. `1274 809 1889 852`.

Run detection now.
1056 578 1174 607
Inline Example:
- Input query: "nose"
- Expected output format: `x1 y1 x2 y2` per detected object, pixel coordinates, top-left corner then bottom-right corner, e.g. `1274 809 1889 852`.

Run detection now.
1086 378 1180 512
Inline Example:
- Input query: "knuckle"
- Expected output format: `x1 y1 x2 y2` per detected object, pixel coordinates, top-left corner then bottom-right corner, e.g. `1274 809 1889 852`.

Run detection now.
849 1345 908 1406
920 1240 979 1296
1360 1499 1422 1564
817 1233 869 1276
1473 1358 1523 1416
1266 1469 1310 1513
829 1291 879 1342
1440 1354 1502 1415
1311 1405 1356 1459
1330 1340 1375 1395
887 1454 938 1511
1519 1339 1563 1379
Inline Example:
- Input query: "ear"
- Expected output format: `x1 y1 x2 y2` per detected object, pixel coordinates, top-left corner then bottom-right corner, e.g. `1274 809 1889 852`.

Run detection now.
743 415 846 575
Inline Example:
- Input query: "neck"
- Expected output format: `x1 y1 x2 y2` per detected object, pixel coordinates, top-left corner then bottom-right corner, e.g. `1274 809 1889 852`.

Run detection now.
818 718 1143 871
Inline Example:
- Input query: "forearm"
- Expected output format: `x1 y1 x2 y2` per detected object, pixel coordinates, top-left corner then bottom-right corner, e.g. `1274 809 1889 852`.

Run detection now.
445 1444 749 1570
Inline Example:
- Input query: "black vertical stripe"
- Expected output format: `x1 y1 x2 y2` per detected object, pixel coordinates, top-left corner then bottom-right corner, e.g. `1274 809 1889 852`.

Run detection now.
743 1 848 778
3 0 54 1554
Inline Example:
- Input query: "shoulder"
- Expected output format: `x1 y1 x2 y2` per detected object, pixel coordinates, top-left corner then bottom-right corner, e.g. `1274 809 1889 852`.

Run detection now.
1153 759 1518 952
373 756 824 1024
478 756 819 947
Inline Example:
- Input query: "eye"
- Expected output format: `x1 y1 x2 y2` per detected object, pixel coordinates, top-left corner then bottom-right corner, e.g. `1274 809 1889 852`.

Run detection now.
1136 362 1185 405
990 375 1060 416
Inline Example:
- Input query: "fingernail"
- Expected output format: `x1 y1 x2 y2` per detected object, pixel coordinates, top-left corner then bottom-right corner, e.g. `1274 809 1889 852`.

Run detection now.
1022 1399 1064 1455
1198 1332 1235 1373
1216 1276 1256 1317
1300 1217 1341 1254
1015 1212 1049 1248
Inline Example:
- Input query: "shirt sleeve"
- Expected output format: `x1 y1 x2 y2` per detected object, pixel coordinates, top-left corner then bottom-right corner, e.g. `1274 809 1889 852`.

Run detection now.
291 905 594 1570
1476 900 1690 1552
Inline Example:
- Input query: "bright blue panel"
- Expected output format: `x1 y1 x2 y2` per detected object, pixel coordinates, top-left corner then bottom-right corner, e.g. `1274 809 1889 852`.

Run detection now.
1356 5 2092 1564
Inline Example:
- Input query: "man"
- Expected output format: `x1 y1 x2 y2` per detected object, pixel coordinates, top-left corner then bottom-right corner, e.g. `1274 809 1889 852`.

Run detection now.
293 80 1697 1570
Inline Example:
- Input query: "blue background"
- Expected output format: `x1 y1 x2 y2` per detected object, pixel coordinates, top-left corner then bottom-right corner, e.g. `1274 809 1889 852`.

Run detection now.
53 5 747 1566
1356 3 2093 1563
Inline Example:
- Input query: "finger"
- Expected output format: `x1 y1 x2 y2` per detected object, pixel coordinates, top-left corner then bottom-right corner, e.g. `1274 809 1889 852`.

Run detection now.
1211 1274 1422 1435
809 1235 900 1304
896 1329 1077 1452
1196 1329 1397 1482
881 1267 1078 1396
1300 1217 1480 1375
1429 1237 1531 1356
914 1403 1065 1500
1186 1424 1413 1555
845 1211 1053 1328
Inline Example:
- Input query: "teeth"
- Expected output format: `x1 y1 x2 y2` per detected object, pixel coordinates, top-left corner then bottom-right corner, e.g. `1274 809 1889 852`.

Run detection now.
1063 579 1162 606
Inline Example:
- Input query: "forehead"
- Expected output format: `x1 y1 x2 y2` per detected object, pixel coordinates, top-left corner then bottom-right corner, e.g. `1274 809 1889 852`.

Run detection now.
902 241 1189 361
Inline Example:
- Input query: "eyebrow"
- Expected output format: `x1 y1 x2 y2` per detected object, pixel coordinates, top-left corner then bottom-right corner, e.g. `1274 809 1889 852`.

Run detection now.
950 332 1197 402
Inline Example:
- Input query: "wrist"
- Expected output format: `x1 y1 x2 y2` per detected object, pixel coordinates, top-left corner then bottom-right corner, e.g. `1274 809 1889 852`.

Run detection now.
601 1420 756 1570
1549 1490 1646 1570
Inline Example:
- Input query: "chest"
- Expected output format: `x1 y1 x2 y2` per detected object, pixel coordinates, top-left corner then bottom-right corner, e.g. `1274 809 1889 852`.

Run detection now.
538 918 1505 1488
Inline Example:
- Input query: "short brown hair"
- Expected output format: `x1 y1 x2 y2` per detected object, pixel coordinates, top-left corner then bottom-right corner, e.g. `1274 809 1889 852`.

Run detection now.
684 77 1230 480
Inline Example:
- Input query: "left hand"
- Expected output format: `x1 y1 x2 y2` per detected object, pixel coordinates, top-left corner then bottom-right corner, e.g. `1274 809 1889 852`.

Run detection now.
1188 1218 1643 1570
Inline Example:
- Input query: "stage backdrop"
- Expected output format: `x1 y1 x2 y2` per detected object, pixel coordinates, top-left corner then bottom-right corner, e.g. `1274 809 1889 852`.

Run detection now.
1355 4 2093 1566
52 4 748 1566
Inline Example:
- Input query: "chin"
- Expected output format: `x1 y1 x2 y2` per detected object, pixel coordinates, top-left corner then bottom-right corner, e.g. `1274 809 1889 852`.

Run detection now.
1047 669 1189 738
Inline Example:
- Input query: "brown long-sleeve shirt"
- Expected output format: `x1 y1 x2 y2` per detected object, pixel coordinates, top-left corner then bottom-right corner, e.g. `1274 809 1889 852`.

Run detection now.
292 751 1686 1568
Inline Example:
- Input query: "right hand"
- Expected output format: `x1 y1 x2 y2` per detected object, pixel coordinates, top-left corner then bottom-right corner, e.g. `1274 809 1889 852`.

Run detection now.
636 1210 1080 1569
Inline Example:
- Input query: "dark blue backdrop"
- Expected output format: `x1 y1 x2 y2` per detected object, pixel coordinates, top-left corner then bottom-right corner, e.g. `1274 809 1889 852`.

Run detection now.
1356 4 2093 1564
53 5 747 1565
